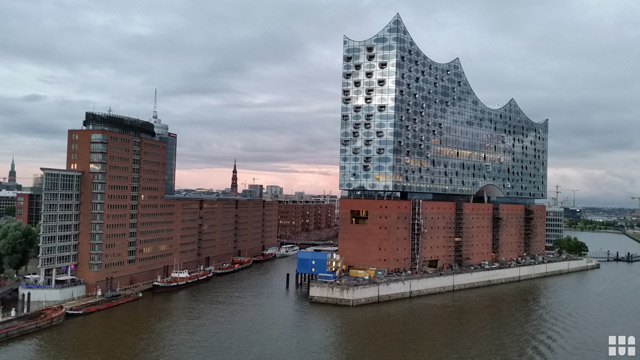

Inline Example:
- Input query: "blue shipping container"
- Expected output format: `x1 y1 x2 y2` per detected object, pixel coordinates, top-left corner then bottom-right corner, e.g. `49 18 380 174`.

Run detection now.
296 251 329 275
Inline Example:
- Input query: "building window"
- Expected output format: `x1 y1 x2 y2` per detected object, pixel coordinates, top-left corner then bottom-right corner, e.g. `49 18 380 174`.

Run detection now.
90 143 107 152
89 163 105 172
350 210 369 225
91 134 108 143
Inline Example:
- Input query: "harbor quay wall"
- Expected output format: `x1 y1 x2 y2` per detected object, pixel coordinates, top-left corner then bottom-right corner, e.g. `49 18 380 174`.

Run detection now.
309 259 598 306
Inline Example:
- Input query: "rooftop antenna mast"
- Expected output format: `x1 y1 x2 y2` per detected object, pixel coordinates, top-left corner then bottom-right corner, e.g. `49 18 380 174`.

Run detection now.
152 88 158 120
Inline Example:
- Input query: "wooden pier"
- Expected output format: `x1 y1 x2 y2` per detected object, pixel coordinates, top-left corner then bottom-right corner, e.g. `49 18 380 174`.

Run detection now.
587 250 640 263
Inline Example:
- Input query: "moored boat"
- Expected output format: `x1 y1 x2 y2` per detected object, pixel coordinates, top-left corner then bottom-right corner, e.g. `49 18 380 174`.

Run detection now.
0 305 66 342
152 267 213 291
210 257 253 274
252 251 276 262
66 293 142 316
275 245 299 258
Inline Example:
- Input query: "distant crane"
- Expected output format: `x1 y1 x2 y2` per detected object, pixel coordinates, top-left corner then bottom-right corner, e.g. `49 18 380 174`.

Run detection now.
568 189 579 208
241 182 248 189
251 177 259 184
553 184 562 207
632 196 640 218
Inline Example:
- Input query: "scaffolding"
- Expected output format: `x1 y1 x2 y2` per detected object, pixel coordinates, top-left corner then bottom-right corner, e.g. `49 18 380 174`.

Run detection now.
492 203 501 261
454 200 464 266
524 205 535 255
410 199 423 272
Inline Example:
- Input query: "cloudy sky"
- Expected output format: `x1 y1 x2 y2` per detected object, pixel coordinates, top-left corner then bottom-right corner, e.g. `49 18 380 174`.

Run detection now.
1 1 639 207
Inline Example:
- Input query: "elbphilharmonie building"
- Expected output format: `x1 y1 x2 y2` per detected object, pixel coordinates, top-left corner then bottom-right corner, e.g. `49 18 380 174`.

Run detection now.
338 15 549 272
339 14 548 202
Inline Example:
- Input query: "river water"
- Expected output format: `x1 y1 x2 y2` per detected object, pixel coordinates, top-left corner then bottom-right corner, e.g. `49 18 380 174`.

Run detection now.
1 231 639 359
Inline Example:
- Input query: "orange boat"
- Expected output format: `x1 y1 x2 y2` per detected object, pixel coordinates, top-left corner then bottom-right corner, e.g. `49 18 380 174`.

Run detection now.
252 251 276 262
210 257 253 274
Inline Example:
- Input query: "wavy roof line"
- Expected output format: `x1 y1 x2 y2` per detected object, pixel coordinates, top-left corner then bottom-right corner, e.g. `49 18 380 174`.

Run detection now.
344 13 548 127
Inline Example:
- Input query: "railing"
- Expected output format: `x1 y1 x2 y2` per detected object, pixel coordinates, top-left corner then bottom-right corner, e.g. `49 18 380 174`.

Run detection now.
588 250 640 262
20 280 85 289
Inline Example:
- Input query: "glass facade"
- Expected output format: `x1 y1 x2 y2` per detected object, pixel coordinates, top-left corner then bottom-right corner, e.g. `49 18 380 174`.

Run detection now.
339 15 548 200
546 207 564 247
38 169 82 272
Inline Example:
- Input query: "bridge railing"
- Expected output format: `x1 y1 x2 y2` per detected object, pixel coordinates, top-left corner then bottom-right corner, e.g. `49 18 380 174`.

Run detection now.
587 251 640 261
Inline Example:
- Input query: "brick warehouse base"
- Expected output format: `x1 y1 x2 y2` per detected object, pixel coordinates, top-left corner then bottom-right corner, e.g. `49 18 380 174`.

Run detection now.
338 198 546 271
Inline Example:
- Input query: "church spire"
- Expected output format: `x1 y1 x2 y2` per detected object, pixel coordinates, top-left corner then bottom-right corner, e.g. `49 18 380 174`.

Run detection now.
230 159 238 195
8 154 16 183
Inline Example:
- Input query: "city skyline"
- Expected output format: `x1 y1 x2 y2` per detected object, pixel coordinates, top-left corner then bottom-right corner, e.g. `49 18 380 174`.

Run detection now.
1 1 639 206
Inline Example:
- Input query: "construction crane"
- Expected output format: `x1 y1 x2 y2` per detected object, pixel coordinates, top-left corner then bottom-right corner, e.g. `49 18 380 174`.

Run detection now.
241 182 248 189
632 197 640 219
552 184 561 207
568 189 579 208
251 177 259 184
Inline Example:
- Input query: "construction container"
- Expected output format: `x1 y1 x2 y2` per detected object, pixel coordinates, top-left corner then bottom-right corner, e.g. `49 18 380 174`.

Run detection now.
367 268 376 278
349 268 368 277
374 268 387 277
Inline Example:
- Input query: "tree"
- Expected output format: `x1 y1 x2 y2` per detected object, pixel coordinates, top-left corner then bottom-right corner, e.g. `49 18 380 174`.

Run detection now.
3 205 15 217
0 222 38 275
554 236 589 256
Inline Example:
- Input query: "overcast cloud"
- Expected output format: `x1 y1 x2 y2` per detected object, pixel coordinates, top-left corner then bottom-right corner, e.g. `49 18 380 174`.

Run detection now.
1 0 639 207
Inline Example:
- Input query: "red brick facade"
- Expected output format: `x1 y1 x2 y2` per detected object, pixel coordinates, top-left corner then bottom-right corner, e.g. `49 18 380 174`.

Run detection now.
277 202 337 242
339 199 546 271
66 128 278 292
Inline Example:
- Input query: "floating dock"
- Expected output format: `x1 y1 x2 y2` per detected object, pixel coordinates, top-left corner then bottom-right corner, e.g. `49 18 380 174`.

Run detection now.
309 258 599 306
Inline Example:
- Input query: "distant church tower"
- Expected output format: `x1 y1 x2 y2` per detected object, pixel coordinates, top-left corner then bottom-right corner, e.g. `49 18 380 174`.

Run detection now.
230 159 238 195
8 155 16 183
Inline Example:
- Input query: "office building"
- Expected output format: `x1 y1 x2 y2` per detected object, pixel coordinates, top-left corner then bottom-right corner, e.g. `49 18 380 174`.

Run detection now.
150 90 177 195
246 184 264 199
265 185 284 198
338 15 548 271
0 189 17 216
33 112 277 293
545 207 564 249
37 168 82 284
15 192 43 227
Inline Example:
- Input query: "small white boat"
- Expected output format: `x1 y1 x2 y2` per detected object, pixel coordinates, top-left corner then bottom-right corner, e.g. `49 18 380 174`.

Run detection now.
275 245 299 258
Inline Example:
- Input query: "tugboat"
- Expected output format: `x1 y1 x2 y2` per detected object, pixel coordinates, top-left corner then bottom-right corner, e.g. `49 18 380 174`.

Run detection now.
210 257 253 274
152 266 213 291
